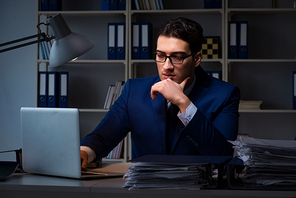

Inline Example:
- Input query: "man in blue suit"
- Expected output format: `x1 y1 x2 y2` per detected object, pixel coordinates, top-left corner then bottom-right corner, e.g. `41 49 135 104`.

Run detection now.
80 17 240 170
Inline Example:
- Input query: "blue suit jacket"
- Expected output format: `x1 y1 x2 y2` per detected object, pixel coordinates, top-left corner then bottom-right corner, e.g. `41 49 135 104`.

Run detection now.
81 66 240 159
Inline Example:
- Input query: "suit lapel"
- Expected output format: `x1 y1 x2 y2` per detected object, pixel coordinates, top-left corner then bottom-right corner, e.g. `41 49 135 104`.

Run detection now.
169 66 210 154
150 77 167 154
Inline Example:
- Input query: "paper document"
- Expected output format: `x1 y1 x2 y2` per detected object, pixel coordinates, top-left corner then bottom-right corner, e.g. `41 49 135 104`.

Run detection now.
228 136 296 188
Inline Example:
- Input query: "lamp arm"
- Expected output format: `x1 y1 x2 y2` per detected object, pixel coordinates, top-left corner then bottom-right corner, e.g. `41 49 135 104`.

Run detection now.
0 32 54 53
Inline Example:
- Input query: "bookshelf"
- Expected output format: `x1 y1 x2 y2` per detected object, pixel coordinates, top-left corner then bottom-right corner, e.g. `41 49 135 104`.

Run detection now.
36 0 296 161
225 0 296 140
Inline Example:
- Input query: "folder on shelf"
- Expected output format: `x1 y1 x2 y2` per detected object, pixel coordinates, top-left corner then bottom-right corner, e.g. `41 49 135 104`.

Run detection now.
213 0 222 8
132 22 141 59
39 0 48 11
105 85 115 109
144 0 151 10
134 0 140 10
101 0 110 10
103 85 113 109
102 0 118 10
293 71 296 110
204 0 213 8
110 0 118 10
116 23 125 60
154 0 160 10
158 0 164 9
48 0 62 11
108 23 117 60
229 21 238 59
118 0 126 10
47 72 58 107
238 21 248 59
38 71 48 107
211 71 222 80
59 72 68 108
111 81 125 105
140 22 152 59
148 0 156 10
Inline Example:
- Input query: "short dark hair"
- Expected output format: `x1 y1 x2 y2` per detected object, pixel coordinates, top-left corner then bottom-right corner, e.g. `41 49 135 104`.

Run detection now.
158 17 204 53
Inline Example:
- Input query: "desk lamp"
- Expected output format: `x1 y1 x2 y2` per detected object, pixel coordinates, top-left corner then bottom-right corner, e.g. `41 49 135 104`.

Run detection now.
0 13 95 67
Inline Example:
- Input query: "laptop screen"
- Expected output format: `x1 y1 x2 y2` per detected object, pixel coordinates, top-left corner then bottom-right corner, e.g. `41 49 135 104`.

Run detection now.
21 107 82 178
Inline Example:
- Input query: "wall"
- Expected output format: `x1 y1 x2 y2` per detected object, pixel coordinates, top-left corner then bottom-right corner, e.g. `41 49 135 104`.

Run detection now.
0 0 36 160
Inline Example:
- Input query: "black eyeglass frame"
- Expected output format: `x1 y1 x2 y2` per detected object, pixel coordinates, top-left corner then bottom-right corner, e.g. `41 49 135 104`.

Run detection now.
152 52 197 65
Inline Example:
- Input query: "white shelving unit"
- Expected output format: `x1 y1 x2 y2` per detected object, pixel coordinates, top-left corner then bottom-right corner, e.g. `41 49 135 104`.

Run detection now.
36 0 296 162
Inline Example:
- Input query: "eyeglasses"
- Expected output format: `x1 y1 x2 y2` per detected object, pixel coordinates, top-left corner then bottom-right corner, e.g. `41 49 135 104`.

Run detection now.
153 52 196 65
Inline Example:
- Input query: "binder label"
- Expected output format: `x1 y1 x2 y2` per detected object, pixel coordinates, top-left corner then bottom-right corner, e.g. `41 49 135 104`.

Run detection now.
61 74 67 96
240 24 247 46
142 25 148 47
230 24 237 46
133 25 139 47
40 73 46 95
117 25 124 47
48 74 55 96
109 25 115 47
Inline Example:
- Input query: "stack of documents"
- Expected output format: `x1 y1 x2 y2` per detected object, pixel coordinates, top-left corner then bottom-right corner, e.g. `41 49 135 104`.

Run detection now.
228 136 296 189
123 155 231 190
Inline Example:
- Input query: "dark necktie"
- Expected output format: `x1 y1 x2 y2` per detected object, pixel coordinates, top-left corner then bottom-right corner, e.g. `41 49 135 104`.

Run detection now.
166 103 180 153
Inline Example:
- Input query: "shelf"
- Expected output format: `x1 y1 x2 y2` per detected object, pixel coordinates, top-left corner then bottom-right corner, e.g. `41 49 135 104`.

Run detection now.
239 109 296 113
227 59 296 63
37 59 127 64
131 9 223 15
37 10 127 16
227 8 296 14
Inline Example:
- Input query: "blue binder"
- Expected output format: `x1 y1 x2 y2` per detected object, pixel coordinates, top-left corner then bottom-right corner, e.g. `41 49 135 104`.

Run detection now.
238 21 248 59
39 0 48 11
134 0 140 10
47 72 58 107
48 0 62 11
204 0 213 8
213 0 222 8
229 21 238 59
110 0 118 10
38 71 48 107
116 23 125 60
108 23 117 60
132 22 141 59
140 22 152 59
101 0 110 10
293 71 296 110
59 72 68 108
118 0 126 10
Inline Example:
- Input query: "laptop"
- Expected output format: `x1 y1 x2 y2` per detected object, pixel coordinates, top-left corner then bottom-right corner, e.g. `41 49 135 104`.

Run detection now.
20 107 124 179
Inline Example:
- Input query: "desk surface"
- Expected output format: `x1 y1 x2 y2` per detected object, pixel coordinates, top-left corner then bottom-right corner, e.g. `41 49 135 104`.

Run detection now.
0 163 296 198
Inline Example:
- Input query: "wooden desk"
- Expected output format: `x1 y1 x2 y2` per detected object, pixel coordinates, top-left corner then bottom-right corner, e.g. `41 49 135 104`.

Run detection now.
1 162 296 198
1 173 296 198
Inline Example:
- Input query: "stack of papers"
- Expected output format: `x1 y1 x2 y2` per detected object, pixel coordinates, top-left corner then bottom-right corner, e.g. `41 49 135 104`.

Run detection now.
123 162 210 190
229 136 296 188
123 155 232 190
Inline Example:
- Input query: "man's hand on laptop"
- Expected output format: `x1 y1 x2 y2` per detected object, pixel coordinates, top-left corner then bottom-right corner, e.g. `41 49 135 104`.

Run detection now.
80 150 88 171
